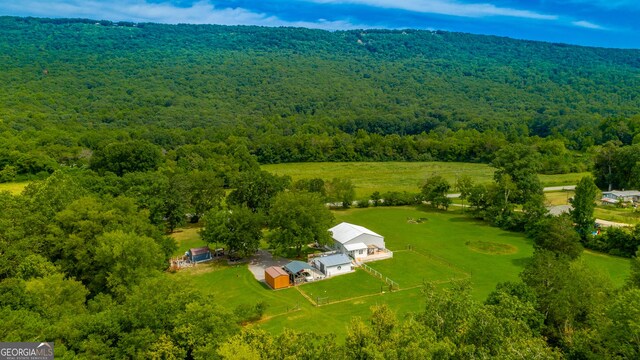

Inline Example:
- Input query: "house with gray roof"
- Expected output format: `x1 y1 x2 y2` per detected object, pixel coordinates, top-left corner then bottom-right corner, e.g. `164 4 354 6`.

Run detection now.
601 190 640 205
312 253 353 277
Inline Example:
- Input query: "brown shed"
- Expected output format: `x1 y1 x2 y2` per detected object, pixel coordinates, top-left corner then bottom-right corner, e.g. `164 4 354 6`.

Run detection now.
265 266 290 290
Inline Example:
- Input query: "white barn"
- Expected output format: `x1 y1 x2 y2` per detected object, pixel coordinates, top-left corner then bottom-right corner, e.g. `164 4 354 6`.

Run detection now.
329 222 388 261
313 253 353 277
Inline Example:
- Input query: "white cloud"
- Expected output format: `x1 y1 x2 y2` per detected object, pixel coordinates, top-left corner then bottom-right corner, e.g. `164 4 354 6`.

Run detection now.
0 0 364 29
571 20 606 30
308 0 558 20
567 0 640 11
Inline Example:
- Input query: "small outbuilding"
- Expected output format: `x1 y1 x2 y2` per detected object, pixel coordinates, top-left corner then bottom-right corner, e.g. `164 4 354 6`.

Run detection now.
284 260 313 284
313 253 352 277
187 246 212 263
265 266 290 290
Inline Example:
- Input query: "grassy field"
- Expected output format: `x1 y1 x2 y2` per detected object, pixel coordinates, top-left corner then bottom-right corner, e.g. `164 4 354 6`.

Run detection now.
594 206 640 225
298 268 387 304
263 162 587 197
0 181 29 195
545 190 574 206
334 207 536 299
171 206 630 338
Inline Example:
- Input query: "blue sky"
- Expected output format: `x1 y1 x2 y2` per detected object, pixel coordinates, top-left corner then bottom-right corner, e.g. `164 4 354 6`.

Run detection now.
1 0 638 49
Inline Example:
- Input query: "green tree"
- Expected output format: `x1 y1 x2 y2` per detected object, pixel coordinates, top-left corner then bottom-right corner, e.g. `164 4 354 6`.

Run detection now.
601 289 640 358
146 334 186 360
629 249 640 288
492 143 543 204
325 178 355 209
571 176 599 242
521 250 612 346
183 170 225 223
90 140 163 176
421 175 452 210
200 206 263 258
456 175 474 211
530 216 583 260
94 230 165 298
227 170 289 213
268 191 334 257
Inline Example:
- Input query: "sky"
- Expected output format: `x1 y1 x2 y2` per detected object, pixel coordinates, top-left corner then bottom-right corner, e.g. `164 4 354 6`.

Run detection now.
1 0 639 49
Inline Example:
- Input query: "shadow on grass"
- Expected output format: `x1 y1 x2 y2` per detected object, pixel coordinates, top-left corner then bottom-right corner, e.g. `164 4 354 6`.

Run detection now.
447 216 485 224
511 257 531 267
257 280 271 290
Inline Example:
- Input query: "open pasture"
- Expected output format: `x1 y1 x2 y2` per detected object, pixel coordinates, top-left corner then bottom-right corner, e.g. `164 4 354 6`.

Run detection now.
594 206 640 225
334 207 536 298
365 250 468 288
176 206 630 338
263 162 587 197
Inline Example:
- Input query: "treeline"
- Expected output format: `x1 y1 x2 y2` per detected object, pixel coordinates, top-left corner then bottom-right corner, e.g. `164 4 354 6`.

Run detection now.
1 16 640 180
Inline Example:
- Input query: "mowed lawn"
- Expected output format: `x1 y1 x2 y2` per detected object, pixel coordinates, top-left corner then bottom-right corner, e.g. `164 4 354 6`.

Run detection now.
172 206 630 338
335 207 534 299
174 261 308 317
365 250 468 288
262 162 587 197
298 269 387 304
334 206 630 298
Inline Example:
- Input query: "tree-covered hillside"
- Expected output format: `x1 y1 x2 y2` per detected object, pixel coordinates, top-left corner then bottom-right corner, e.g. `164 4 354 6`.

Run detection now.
1 16 640 178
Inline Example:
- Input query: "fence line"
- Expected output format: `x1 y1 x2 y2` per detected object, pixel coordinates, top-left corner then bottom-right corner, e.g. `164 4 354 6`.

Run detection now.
360 263 400 290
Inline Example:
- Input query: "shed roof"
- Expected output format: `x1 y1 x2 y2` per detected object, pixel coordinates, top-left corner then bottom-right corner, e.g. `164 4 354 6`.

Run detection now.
315 253 352 267
329 222 382 244
344 242 368 251
284 261 311 274
265 266 288 278
190 246 211 256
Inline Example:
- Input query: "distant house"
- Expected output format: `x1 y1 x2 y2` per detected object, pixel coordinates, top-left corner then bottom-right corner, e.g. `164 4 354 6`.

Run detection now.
265 266 290 290
601 190 640 205
313 253 352 277
328 222 390 262
187 246 212 263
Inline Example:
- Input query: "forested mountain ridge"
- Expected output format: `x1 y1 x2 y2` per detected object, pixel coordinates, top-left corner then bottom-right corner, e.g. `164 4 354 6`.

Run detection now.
1 16 640 177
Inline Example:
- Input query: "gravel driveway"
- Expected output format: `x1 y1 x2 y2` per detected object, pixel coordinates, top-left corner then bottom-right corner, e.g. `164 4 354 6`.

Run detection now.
248 250 291 281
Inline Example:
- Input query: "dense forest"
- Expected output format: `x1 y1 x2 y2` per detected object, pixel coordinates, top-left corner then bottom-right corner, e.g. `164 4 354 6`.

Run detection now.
2 16 640 182
1 16 640 358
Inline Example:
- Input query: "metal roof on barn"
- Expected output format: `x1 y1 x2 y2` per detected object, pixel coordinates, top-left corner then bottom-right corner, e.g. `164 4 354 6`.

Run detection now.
329 222 383 244
315 253 352 267
284 261 311 274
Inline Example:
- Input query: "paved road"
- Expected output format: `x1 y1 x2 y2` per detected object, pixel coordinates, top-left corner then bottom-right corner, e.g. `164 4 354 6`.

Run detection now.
447 185 576 198
596 219 631 228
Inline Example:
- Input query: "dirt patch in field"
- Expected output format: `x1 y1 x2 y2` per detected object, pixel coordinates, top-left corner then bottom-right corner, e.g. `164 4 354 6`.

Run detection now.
466 241 517 255
407 217 428 224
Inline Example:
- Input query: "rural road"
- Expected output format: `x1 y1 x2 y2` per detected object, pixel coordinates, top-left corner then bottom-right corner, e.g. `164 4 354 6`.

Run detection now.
446 185 576 198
